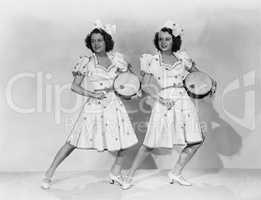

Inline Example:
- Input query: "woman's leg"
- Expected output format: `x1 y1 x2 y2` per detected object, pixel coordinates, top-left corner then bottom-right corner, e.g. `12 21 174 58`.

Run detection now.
126 145 153 180
110 149 128 176
121 145 153 189
171 142 203 175
44 142 76 179
168 141 203 186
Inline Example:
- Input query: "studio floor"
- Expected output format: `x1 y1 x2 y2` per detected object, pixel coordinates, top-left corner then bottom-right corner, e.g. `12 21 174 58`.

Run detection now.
1 169 261 200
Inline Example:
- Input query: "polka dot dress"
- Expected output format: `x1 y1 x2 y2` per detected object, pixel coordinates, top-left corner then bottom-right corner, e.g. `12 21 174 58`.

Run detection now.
141 51 203 148
67 52 138 152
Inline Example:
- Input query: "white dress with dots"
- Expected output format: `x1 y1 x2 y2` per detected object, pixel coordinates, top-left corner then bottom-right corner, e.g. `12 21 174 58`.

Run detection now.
141 51 203 148
66 52 138 152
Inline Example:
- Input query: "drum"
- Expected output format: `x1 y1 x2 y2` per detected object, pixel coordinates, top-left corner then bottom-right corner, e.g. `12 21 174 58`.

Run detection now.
183 71 214 99
113 71 141 99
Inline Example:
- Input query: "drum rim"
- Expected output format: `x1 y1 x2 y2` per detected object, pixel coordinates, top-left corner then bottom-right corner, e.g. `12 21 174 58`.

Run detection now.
183 71 213 99
113 71 141 99
183 83 212 98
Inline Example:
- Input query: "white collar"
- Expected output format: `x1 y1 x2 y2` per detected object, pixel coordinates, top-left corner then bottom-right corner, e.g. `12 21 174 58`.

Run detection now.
92 52 115 72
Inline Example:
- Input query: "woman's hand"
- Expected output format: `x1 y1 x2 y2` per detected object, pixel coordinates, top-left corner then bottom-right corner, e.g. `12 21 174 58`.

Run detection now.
136 90 143 97
130 90 143 100
89 91 106 99
209 79 217 97
158 97 175 110
116 63 134 74
116 68 126 73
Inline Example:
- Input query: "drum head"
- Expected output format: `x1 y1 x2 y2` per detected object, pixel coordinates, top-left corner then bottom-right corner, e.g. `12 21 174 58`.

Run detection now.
184 71 213 99
113 72 140 98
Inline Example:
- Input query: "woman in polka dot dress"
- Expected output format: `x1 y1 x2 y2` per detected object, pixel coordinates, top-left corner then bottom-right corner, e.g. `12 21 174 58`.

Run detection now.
122 21 216 189
41 21 138 189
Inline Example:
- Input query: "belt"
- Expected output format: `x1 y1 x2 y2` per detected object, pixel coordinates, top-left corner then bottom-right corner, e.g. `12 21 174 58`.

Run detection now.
160 84 184 91
94 87 114 93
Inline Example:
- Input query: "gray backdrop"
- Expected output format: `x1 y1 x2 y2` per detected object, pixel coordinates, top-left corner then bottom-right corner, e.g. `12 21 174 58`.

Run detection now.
0 0 260 171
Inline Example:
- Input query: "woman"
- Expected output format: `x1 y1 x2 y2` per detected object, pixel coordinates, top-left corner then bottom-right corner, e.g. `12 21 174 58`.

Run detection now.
41 21 138 189
122 21 216 189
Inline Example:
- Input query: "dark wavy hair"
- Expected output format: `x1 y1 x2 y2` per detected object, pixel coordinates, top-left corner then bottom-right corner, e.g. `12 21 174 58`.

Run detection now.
85 28 114 52
153 27 182 52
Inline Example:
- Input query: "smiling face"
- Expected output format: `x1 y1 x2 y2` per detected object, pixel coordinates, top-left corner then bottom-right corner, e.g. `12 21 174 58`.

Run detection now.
158 30 173 53
91 33 106 54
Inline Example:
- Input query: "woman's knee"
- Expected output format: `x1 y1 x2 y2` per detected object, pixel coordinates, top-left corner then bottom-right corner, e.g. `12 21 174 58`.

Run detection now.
141 145 153 153
117 149 128 157
186 141 203 152
64 142 76 151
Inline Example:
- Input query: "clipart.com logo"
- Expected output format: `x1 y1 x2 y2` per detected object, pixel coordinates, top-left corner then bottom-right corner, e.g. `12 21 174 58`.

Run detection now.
5 70 256 130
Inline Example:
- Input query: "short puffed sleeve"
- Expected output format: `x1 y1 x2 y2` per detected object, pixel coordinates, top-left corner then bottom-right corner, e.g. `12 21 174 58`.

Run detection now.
72 56 90 76
140 54 154 74
113 52 128 72
177 51 194 70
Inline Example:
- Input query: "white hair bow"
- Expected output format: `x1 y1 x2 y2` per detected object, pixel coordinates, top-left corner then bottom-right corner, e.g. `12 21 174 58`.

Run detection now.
93 19 116 35
161 20 184 37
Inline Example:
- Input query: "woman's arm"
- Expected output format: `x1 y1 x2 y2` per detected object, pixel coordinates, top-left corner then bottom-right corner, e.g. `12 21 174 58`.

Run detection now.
127 63 136 73
187 61 200 73
140 72 161 100
116 62 133 73
71 75 105 99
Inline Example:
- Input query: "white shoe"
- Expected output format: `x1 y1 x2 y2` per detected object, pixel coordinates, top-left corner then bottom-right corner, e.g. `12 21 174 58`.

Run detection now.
121 177 134 190
168 172 192 186
41 177 52 190
109 173 123 185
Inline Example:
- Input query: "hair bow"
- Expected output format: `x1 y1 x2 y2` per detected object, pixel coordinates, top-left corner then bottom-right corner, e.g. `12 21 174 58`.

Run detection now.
161 20 184 37
93 19 116 35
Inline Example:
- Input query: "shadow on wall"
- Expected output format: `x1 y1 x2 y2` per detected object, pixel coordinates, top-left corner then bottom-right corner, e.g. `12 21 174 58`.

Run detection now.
121 95 243 171
190 97 243 170
185 10 261 170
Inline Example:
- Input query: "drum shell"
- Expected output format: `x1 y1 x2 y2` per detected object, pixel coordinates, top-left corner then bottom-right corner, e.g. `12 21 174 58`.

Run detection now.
113 72 141 100
183 82 212 99
183 71 213 99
